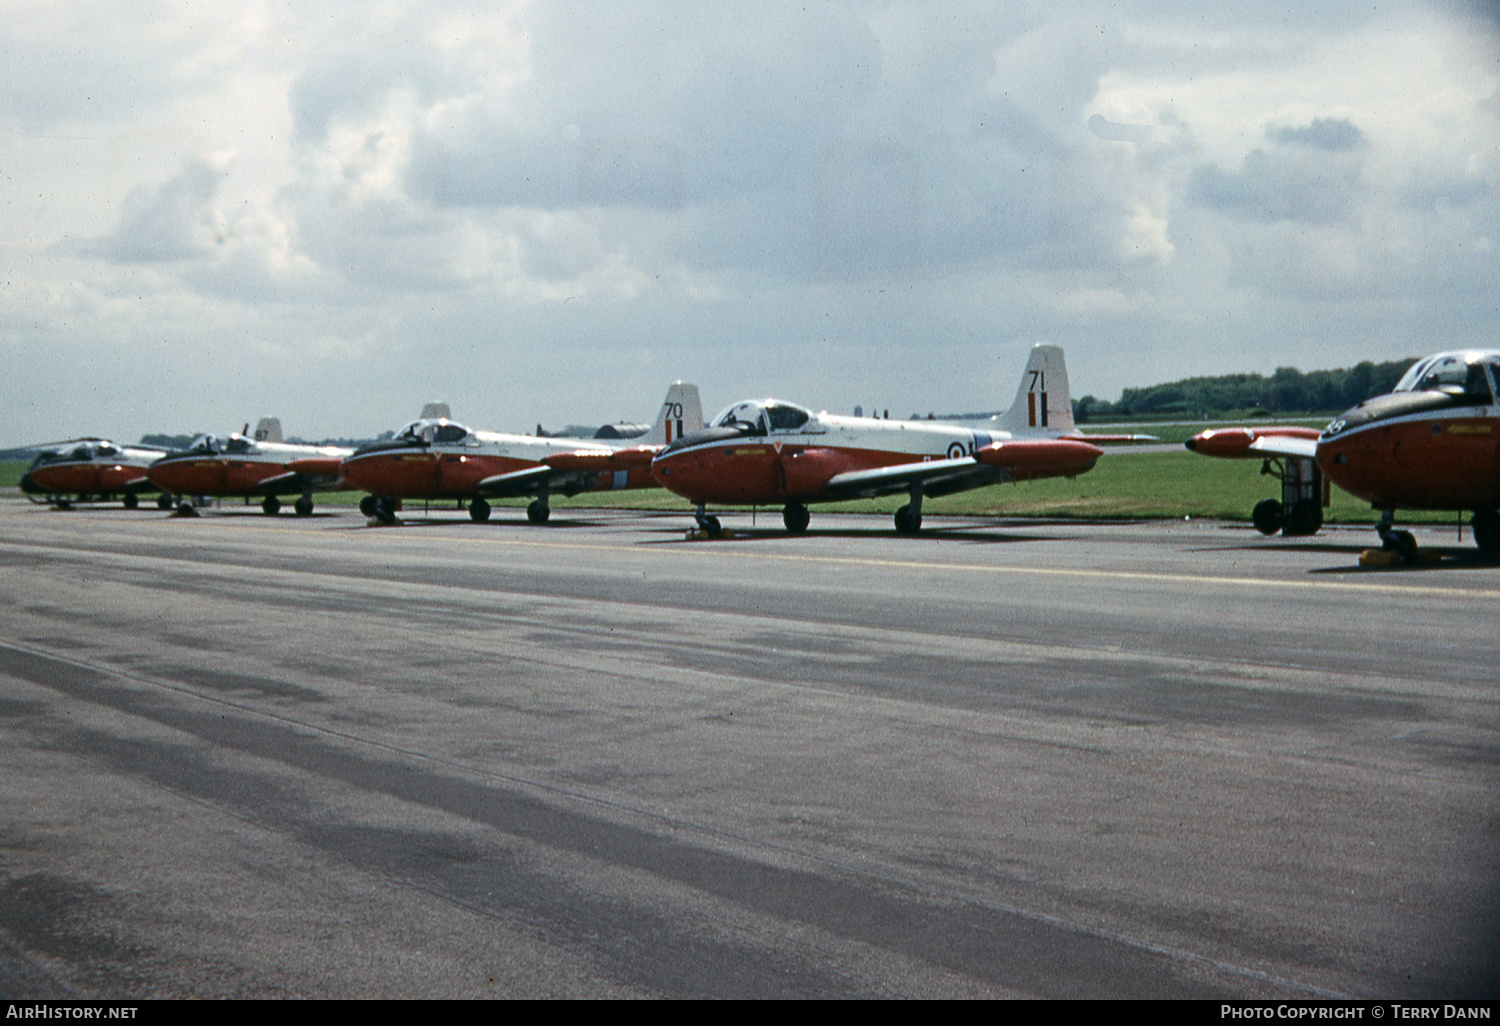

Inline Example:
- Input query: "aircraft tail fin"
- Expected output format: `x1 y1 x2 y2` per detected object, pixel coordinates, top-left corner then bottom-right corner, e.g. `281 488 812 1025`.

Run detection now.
252 417 284 443
997 345 1074 435
642 382 703 445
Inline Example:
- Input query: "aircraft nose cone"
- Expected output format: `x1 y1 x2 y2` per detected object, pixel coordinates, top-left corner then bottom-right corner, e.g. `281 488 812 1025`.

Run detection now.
18 472 40 494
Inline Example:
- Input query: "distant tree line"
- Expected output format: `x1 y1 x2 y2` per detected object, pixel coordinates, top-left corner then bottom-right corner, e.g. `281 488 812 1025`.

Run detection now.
1073 358 1416 421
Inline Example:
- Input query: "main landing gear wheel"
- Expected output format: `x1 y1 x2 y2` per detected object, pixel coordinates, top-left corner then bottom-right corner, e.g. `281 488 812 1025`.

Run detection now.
894 504 922 534
469 498 491 523
782 502 809 533
1285 501 1323 536
1472 509 1500 553
174 501 199 517
294 496 314 517
123 493 138 510
527 500 550 524
359 495 378 517
157 494 174 510
1251 498 1283 535
261 496 281 516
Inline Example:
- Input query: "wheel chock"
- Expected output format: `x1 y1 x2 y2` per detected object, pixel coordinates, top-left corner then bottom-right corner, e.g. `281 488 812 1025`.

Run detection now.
1360 547 1441 567
685 528 737 540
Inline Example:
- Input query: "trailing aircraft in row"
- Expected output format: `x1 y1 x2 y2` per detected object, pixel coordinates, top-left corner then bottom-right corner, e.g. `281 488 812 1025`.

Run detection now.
648 345 1110 536
342 383 703 525
19 439 172 509
1186 349 1500 555
148 418 354 517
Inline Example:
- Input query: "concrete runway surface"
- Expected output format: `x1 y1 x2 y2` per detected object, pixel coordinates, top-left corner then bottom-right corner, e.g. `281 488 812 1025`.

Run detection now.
0 500 1495 998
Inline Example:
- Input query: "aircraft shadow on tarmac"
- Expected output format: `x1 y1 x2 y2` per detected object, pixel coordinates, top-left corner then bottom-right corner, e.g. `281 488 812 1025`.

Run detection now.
1201 537 1500 574
637 516 1091 546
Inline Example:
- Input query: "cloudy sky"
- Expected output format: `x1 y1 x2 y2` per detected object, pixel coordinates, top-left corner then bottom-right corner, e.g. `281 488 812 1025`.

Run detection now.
2 1 1496 446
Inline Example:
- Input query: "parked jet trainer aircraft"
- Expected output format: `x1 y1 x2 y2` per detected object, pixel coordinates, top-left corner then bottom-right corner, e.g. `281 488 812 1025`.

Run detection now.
650 345 1106 536
147 418 353 516
1186 349 1500 555
19 439 171 509
341 382 703 525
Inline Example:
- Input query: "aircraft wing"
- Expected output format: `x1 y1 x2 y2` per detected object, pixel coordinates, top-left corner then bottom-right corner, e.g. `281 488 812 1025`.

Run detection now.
476 465 556 497
121 476 161 495
1185 426 1321 459
254 458 349 495
825 456 997 498
1063 431 1159 444
543 446 657 472
1249 435 1318 459
823 438 1105 500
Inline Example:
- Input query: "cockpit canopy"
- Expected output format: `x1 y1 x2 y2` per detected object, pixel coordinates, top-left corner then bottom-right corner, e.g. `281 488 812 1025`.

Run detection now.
184 434 222 455
65 441 119 461
395 418 473 445
223 434 257 454
709 400 813 436
1394 351 1500 403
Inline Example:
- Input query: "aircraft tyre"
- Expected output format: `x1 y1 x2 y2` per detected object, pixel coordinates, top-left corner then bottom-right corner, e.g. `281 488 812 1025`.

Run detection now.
294 496 314 517
702 515 722 538
526 500 550 524
1251 498 1283 535
55 499 72 511
174 501 198 518
783 502 810 533
1284 500 1323 536
123 493 138 510
359 495 378 517
262 496 281 516
157 493 174 510
373 497 398 525
469 498 491 523
1472 509 1500 552
894 504 922 534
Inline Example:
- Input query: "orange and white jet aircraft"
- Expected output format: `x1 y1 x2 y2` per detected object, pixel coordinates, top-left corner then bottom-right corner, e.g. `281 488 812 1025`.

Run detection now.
341 383 703 525
19 439 171 510
147 418 353 517
650 345 1106 536
1186 349 1500 555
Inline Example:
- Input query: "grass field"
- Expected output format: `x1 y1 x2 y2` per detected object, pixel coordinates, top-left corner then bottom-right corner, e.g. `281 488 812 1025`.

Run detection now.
1 451 1464 526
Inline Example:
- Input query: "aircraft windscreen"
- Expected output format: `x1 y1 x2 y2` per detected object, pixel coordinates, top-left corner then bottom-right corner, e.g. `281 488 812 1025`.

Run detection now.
186 434 220 455
432 422 469 444
711 401 768 435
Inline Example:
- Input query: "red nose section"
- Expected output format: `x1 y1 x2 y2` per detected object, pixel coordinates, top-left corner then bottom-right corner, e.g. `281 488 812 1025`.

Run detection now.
149 460 227 496
339 452 440 497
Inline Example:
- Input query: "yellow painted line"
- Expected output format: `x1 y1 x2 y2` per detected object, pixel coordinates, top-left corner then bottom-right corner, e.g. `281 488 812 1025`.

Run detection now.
196 519 1500 601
